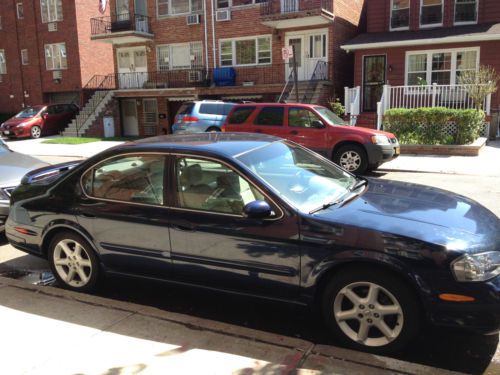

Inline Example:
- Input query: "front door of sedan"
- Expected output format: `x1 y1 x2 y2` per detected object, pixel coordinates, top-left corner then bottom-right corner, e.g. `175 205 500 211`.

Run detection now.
168 155 301 298
78 153 173 277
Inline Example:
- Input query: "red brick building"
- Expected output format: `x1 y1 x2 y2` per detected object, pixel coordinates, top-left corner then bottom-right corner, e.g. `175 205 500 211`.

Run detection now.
0 1 114 114
68 0 366 137
342 0 500 132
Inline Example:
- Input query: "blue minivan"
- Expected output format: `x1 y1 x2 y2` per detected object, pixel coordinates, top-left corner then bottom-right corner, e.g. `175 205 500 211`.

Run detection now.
172 100 235 134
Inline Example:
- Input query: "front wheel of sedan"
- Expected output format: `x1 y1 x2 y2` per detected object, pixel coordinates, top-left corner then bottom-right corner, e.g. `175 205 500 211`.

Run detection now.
48 232 99 292
322 267 420 354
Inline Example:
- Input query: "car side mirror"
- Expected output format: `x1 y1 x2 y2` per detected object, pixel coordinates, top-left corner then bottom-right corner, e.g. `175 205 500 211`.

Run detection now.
243 200 273 219
311 120 325 128
42 112 49 119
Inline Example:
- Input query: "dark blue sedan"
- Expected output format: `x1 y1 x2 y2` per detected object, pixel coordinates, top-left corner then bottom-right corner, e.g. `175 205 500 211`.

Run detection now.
5 133 500 354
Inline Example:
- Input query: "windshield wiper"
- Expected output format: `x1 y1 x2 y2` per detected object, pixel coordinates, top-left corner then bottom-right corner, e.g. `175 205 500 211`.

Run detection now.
309 180 367 215
309 193 348 215
349 177 368 191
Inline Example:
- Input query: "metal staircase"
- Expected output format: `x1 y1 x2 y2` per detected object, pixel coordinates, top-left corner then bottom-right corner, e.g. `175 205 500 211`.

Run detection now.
279 61 329 104
62 75 116 137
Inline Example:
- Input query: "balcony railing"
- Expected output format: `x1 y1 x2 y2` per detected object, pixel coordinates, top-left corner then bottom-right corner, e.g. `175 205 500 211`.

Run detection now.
102 69 210 90
91 13 152 36
261 0 333 16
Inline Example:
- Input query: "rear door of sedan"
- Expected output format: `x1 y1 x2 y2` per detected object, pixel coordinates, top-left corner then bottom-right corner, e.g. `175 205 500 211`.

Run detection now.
78 153 173 277
167 154 301 298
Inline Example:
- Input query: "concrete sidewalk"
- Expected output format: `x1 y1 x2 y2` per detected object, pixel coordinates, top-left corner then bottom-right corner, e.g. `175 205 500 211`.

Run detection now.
0 276 461 375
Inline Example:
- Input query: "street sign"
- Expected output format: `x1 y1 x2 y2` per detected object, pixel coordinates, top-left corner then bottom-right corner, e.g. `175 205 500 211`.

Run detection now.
282 46 293 60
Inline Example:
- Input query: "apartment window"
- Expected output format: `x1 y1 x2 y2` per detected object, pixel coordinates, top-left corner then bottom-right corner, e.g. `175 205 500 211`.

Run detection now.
161 0 203 15
217 0 266 8
157 42 203 70
41 0 63 23
45 43 67 70
455 0 478 24
220 36 271 67
391 0 410 30
0 50 6 74
420 0 443 26
21 49 29 65
406 48 478 85
17 3 24 19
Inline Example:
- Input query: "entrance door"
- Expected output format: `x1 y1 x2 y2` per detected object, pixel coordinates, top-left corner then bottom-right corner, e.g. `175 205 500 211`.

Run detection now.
285 30 327 81
363 55 386 112
134 0 149 32
117 48 148 89
121 99 139 136
115 0 130 22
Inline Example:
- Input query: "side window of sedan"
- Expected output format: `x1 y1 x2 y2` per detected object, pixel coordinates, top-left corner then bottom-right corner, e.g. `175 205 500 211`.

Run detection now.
176 157 265 215
81 155 165 205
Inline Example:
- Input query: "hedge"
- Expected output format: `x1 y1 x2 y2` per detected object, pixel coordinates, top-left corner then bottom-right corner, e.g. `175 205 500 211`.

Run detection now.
383 107 485 145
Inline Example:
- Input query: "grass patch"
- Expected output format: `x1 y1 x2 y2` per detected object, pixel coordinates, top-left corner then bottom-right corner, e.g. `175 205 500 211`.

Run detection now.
42 136 140 144
42 137 102 144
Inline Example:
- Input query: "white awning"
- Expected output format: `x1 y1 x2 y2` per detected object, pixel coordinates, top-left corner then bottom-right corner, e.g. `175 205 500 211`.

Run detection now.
167 96 196 101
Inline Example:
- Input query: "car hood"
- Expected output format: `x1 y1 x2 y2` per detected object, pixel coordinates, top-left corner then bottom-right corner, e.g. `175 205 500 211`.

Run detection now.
334 124 395 138
2 118 33 127
0 152 48 187
311 178 500 254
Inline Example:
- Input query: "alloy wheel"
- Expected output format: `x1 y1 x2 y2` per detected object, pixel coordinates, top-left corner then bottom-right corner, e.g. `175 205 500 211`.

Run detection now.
52 239 93 288
31 126 41 139
333 281 404 347
339 151 361 172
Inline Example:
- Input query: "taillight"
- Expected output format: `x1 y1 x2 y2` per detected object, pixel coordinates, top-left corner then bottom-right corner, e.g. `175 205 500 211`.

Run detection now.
182 116 199 123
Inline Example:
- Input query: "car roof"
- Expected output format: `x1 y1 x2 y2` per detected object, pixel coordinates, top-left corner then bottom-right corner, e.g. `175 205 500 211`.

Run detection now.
116 132 282 158
231 102 320 109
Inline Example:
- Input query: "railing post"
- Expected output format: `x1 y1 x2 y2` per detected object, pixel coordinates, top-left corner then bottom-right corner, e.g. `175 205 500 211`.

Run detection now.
344 86 349 114
377 101 383 130
431 83 437 107
486 93 492 115
385 84 391 112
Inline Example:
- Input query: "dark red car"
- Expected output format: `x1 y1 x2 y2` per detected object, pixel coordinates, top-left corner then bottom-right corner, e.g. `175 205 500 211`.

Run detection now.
0 104 79 139
223 103 400 174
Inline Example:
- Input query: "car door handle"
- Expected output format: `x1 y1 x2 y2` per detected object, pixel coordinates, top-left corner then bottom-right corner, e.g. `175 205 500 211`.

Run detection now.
289 130 299 135
172 224 196 232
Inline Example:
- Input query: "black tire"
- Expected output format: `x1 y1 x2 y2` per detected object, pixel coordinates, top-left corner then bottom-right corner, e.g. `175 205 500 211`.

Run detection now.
48 231 100 292
322 266 420 354
206 127 221 132
333 144 368 174
30 125 42 139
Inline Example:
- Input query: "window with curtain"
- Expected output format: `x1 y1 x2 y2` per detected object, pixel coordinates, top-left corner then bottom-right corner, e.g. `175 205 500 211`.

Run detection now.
45 43 67 70
169 0 203 14
455 0 477 23
220 36 272 66
391 0 410 29
157 42 203 70
420 0 442 26
40 0 63 23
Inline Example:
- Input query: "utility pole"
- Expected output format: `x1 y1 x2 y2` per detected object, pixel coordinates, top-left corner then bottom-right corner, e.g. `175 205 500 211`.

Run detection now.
292 45 299 102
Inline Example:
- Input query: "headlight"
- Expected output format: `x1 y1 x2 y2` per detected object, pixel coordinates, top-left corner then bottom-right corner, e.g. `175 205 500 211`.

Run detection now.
16 122 29 127
371 135 390 145
452 252 500 282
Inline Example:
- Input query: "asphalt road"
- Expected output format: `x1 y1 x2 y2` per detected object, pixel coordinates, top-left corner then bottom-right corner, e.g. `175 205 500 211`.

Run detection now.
1 169 499 374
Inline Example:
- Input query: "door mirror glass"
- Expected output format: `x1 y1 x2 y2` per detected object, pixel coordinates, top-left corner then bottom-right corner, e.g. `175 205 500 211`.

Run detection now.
311 120 325 128
243 200 273 219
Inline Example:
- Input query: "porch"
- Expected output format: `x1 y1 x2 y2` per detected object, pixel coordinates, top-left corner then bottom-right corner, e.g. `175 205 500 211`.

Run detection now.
345 83 492 129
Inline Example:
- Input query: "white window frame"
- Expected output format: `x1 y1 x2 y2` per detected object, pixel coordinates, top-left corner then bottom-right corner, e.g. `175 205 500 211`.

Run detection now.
454 0 478 25
419 0 443 28
219 35 272 67
216 0 265 8
156 42 204 71
390 0 410 31
157 0 169 17
44 43 67 70
158 0 204 16
405 47 480 86
21 49 29 65
0 50 6 74
40 0 63 23
16 3 24 19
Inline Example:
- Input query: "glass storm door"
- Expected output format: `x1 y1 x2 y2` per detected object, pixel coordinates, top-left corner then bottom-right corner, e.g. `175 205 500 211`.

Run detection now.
363 55 386 112
117 48 148 89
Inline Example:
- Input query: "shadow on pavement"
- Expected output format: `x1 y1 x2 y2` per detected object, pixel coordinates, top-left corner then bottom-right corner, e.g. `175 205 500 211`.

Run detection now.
95 276 498 375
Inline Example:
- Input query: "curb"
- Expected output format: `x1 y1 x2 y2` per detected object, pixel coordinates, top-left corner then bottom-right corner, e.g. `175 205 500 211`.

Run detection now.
0 276 463 374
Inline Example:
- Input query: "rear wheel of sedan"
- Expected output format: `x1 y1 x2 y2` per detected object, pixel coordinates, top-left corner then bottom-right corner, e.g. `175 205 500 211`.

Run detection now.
322 267 420 354
30 125 42 139
48 232 99 292
333 145 367 174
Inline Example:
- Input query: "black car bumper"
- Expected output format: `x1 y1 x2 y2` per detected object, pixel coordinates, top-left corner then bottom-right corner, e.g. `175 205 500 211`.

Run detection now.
364 142 400 168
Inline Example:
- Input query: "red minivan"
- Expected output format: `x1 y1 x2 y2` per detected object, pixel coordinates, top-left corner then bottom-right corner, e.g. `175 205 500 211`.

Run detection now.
223 103 400 174
0 104 79 139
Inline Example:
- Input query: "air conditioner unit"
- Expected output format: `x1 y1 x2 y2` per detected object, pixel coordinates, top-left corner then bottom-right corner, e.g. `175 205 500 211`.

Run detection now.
188 71 202 83
186 14 201 25
216 9 231 22
48 22 57 32
52 70 62 80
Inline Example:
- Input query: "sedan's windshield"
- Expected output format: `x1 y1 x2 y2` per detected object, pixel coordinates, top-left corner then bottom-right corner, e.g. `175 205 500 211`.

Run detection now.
15 106 44 119
315 106 346 125
237 141 357 213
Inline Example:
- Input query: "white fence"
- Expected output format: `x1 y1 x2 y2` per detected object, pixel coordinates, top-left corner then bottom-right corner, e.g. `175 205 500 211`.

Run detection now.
344 86 360 125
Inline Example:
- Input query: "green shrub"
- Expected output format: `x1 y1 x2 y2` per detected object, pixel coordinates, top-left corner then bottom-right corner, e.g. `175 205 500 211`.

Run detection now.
383 108 485 145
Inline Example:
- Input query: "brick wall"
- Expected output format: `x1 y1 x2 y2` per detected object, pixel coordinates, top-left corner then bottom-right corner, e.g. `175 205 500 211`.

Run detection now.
368 0 500 33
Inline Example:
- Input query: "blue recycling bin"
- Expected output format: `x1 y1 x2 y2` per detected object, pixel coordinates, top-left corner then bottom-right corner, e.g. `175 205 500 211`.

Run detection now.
213 67 236 87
